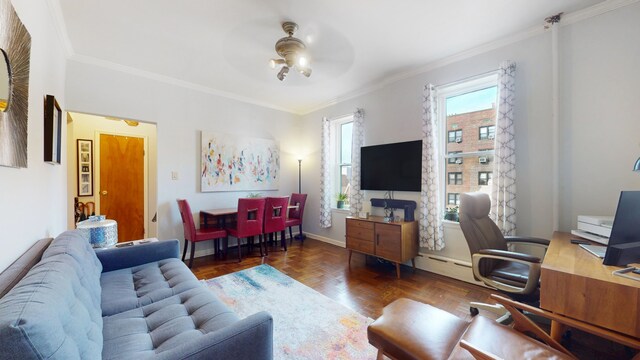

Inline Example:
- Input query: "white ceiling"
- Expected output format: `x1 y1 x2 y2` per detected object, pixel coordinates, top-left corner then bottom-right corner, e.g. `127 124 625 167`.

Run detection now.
56 0 604 114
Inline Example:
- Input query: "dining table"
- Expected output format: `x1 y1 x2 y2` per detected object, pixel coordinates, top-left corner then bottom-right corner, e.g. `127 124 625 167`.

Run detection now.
199 205 298 257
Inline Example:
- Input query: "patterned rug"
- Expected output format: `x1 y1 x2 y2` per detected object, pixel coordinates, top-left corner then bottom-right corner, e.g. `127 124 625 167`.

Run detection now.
204 264 377 359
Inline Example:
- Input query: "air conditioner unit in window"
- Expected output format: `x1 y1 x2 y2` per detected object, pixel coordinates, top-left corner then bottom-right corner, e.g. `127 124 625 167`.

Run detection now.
479 157 488 164
488 134 495 140
455 137 462 143
455 159 462 164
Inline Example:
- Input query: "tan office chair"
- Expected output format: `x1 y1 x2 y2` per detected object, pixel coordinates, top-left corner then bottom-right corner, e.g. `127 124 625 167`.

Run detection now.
459 192 550 321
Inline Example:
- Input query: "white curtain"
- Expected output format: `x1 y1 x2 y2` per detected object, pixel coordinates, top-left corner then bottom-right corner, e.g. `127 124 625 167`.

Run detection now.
491 61 517 235
419 84 445 250
319 117 332 228
349 109 365 217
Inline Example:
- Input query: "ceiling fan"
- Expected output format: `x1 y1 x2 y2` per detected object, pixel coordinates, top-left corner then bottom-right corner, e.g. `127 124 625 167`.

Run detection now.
269 21 312 81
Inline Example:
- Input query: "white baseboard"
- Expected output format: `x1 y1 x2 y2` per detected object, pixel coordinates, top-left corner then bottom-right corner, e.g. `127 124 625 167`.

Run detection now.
304 232 346 248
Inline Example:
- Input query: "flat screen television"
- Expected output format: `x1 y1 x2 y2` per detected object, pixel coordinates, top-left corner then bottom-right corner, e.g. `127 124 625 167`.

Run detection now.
361 140 422 192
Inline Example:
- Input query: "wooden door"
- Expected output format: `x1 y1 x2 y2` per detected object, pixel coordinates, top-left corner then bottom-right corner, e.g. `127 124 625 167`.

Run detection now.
100 134 145 242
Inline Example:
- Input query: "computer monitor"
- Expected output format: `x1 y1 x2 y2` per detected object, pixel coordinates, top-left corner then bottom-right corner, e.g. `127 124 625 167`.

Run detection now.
602 191 640 266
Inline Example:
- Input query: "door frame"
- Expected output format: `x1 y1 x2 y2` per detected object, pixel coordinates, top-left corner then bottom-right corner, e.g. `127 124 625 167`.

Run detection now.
94 131 149 239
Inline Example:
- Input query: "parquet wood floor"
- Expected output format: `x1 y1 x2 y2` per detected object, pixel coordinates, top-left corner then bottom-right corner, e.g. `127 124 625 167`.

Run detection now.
190 237 635 360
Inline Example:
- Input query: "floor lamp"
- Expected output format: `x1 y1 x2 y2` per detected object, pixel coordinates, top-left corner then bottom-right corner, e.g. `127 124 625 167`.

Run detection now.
295 158 306 240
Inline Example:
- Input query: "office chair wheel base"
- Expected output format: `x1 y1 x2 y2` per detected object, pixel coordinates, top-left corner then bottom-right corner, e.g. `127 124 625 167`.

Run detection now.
469 307 479 316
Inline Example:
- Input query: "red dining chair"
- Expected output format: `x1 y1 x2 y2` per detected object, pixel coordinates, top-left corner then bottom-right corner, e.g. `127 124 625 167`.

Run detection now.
227 198 266 262
176 199 227 268
286 193 307 245
263 196 290 253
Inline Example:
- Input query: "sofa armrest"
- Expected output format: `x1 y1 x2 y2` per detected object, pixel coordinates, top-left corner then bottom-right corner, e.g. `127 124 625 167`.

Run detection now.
96 239 180 272
153 311 274 360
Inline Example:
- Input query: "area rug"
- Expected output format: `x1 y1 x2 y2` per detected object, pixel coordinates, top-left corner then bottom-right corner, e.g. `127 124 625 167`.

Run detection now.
204 264 378 359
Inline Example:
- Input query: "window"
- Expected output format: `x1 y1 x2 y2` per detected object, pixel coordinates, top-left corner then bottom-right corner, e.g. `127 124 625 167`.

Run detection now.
448 130 462 143
447 193 460 205
447 151 462 164
479 125 495 140
438 73 498 213
478 171 492 185
448 172 462 185
331 116 353 208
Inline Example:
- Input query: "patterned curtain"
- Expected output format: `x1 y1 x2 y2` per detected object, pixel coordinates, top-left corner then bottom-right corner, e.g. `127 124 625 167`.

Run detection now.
419 84 445 250
491 61 517 235
349 109 365 216
319 117 332 228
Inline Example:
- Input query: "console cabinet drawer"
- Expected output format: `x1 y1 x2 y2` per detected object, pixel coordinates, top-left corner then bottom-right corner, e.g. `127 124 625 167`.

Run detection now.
346 236 374 254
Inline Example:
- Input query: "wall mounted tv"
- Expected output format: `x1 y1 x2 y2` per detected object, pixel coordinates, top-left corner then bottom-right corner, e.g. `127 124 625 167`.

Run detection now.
361 140 422 192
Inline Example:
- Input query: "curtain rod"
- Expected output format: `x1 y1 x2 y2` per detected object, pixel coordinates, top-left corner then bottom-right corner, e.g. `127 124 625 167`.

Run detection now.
435 68 499 89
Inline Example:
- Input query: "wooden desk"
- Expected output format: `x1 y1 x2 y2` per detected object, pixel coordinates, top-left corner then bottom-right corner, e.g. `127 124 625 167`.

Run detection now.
541 232 640 345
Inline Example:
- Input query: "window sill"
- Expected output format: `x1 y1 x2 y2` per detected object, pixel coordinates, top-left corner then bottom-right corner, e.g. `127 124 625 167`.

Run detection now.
442 219 461 229
331 208 351 215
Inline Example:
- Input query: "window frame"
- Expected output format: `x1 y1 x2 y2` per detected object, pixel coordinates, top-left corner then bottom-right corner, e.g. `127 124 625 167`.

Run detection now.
437 73 498 216
479 125 496 140
478 171 492 186
330 115 354 209
448 172 463 185
447 193 460 205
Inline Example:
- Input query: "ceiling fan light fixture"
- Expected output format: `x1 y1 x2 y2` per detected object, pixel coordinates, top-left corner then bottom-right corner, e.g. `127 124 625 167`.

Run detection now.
269 58 285 69
277 66 289 81
270 21 312 81
299 67 312 77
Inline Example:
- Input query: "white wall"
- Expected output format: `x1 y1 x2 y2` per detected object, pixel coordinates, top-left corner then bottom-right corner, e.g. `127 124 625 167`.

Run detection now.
559 3 640 229
64 61 301 256
67 112 158 237
0 1 68 271
299 4 640 267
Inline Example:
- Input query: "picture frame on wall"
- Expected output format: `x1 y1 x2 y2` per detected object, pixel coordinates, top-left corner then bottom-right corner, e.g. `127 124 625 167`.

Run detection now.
43 95 62 164
77 139 93 196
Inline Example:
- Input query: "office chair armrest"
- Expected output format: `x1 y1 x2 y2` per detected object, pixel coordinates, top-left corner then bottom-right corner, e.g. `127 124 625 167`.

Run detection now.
472 252 541 294
459 339 503 360
505 236 549 246
478 249 541 263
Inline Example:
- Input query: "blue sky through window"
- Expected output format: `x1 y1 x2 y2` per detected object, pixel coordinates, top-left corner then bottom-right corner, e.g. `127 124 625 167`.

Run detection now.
446 86 497 116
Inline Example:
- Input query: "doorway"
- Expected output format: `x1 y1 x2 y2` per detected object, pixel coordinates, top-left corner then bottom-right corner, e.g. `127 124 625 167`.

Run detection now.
67 112 158 241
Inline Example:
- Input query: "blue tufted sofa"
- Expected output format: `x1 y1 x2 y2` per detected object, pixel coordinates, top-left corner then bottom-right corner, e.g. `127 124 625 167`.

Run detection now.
0 230 273 359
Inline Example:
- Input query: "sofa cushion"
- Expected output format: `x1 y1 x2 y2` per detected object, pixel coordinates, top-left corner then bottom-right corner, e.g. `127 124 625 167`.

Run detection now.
101 258 203 316
102 287 239 360
0 251 103 359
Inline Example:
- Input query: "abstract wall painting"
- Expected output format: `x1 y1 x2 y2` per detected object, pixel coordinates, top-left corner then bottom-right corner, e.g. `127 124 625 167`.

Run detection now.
0 0 31 168
201 132 280 192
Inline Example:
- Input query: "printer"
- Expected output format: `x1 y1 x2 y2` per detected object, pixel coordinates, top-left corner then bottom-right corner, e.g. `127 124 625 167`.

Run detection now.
571 215 614 245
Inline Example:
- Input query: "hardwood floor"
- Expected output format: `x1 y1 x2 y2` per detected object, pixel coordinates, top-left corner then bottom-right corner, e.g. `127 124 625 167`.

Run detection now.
190 237 636 360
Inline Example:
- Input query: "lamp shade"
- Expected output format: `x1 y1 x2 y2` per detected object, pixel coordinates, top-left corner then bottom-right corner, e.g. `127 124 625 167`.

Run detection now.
634 157 640 172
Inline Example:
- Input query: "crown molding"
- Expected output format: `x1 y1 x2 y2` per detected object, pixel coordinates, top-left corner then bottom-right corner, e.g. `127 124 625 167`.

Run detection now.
561 0 640 25
69 54 298 114
46 0 75 57
300 0 639 115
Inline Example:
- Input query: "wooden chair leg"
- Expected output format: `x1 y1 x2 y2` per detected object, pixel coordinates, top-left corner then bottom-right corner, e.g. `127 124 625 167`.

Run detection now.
289 227 293 245
189 241 196 268
182 240 188 261
237 238 242 263
376 349 384 360
298 224 304 242
281 230 287 251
